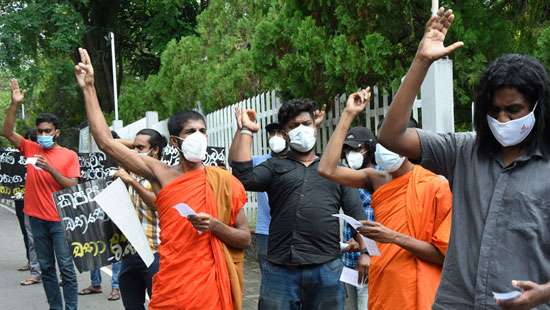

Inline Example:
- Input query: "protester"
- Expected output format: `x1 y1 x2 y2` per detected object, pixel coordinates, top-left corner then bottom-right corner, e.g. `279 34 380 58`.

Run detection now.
2 80 80 309
318 88 453 310
229 99 369 310
377 7 550 309
17 128 42 286
339 126 377 310
75 47 250 310
114 128 164 310
229 120 287 275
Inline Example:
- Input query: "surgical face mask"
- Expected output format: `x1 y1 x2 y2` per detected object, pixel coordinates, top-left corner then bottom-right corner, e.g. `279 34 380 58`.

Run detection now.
374 144 405 173
346 151 364 170
37 135 55 149
288 125 316 153
487 104 537 147
269 136 286 154
176 131 207 163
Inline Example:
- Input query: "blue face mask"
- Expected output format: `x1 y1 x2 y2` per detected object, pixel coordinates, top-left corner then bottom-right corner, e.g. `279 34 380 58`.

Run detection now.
37 135 55 149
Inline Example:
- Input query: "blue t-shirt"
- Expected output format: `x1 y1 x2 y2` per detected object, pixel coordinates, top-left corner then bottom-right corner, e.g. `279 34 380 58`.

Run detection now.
253 153 272 235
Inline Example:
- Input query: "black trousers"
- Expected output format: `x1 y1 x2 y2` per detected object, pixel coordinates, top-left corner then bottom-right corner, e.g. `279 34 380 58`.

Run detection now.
14 199 30 261
119 252 160 310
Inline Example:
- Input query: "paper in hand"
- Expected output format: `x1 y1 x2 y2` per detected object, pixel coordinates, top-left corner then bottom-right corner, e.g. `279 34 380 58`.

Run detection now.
339 266 365 288
332 213 381 256
25 157 41 169
174 203 196 218
492 291 522 301
173 203 202 234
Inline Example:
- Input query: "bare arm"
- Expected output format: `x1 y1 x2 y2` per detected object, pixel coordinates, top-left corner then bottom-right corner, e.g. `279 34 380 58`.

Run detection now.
75 48 156 181
191 209 251 249
115 169 157 210
228 107 244 163
1 80 24 147
393 232 445 265
358 221 444 265
378 8 463 161
318 88 374 188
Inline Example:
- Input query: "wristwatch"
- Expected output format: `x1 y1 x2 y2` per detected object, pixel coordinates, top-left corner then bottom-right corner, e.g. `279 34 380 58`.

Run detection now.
360 248 370 255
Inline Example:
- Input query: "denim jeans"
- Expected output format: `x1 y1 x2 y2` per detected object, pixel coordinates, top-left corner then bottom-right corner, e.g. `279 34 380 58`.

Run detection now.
90 261 121 289
258 258 345 310
344 283 369 310
119 252 160 310
255 234 268 273
30 216 78 310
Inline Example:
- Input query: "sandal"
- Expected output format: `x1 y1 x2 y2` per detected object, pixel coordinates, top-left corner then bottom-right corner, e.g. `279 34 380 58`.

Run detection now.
17 263 30 272
79 286 102 295
20 276 41 286
107 288 120 301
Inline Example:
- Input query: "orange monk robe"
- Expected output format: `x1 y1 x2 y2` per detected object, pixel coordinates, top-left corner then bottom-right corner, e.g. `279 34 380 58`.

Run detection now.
368 165 452 310
149 167 247 310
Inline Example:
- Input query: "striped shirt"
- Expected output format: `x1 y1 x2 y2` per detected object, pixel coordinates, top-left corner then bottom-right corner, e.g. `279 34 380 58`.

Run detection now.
129 175 160 251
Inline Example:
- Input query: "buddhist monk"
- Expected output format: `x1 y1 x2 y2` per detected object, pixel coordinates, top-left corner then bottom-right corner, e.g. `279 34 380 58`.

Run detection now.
318 88 452 310
75 47 251 310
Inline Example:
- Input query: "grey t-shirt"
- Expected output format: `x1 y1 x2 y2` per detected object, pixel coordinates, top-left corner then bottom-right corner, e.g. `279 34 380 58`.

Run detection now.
418 129 550 310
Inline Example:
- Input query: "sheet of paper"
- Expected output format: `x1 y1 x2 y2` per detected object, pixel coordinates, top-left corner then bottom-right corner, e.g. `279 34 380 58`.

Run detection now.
339 242 350 251
492 291 522 301
174 203 196 218
339 266 365 288
333 213 381 256
332 213 362 229
363 237 381 256
93 178 154 267
25 157 38 165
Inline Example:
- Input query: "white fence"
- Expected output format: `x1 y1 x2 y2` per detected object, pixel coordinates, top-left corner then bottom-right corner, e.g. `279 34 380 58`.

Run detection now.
206 88 422 228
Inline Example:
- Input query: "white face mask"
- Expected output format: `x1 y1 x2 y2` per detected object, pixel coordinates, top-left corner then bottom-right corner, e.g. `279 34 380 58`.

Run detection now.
346 151 364 170
288 125 316 153
176 131 207 163
487 104 537 147
374 144 405 173
269 136 286 154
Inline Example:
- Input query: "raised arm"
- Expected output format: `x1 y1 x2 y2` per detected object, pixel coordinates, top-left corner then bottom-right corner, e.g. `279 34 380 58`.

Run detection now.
378 8 463 161
1 80 25 147
318 88 375 188
75 48 156 181
228 108 259 162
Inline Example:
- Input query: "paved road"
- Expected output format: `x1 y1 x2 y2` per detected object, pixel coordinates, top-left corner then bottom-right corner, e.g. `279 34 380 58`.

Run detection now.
0 201 261 310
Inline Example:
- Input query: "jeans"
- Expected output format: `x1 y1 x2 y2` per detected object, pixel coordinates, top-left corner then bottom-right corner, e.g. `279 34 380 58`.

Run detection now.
256 234 268 273
30 216 78 310
25 215 42 278
259 258 345 310
14 200 30 262
90 261 121 289
119 252 160 310
344 283 369 310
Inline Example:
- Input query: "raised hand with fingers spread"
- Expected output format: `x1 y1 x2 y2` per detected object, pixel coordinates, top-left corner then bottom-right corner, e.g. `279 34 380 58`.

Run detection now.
416 7 464 63
74 48 95 88
10 79 24 105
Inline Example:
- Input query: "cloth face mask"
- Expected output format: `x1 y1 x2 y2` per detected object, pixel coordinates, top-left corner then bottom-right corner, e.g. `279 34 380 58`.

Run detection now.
486 104 537 147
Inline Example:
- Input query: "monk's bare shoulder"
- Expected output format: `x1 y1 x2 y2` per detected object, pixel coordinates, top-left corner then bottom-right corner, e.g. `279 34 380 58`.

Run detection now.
363 167 391 192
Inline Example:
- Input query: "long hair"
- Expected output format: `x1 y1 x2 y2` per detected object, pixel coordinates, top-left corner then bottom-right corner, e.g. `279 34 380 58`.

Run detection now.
473 54 550 156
